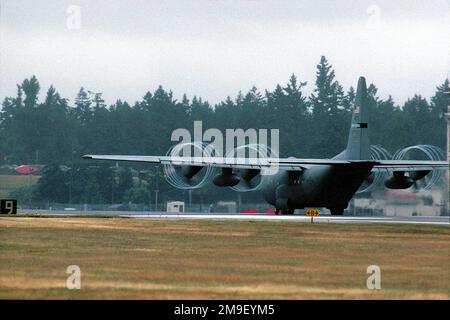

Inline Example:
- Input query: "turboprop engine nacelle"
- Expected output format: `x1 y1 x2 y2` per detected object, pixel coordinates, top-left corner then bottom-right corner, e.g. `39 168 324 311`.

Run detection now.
213 168 240 187
384 169 432 190
384 171 414 189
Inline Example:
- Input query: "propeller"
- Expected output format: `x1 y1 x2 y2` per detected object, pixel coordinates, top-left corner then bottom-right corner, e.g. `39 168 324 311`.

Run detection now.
227 144 276 192
356 145 391 194
393 145 445 192
409 170 431 193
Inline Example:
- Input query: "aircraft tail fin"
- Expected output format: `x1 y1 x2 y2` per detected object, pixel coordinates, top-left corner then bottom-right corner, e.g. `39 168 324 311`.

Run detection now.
345 76 370 160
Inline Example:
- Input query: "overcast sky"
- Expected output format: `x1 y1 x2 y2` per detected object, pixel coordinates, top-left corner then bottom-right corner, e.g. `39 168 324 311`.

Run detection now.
0 0 449 106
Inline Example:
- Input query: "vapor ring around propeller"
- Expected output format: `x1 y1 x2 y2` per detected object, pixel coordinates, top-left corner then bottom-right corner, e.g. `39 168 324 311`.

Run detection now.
228 144 278 192
392 144 445 192
162 141 217 189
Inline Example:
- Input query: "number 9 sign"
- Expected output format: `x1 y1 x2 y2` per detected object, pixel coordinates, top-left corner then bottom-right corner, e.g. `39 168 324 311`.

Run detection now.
1 200 17 215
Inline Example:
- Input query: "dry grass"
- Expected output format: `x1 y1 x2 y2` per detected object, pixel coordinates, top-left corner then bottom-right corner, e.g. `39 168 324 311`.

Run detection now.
0 217 449 299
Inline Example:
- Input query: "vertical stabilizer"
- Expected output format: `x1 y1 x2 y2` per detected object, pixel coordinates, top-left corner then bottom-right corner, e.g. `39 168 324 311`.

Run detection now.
345 77 370 160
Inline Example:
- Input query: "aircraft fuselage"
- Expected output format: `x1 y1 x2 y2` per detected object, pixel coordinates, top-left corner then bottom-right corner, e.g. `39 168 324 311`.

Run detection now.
260 163 373 214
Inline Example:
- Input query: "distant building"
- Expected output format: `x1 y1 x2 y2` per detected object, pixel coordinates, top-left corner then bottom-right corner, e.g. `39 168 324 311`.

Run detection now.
353 189 446 216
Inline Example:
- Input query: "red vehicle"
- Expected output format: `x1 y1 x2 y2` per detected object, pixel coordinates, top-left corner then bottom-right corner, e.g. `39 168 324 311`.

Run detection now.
15 165 40 175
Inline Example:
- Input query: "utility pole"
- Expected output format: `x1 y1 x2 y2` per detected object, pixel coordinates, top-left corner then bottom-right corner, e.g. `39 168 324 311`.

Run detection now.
445 104 450 214
69 141 74 205
188 189 192 211
154 167 160 212
155 190 159 212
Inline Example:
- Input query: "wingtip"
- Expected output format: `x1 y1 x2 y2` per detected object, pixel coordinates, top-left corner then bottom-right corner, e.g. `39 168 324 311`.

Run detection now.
82 155 92 159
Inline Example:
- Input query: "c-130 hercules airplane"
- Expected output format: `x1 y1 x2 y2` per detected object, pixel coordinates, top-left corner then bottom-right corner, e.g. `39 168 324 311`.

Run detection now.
83 77 448 215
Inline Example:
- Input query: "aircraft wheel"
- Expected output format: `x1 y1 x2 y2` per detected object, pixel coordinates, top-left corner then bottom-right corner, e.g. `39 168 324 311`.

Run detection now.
281 208 295 215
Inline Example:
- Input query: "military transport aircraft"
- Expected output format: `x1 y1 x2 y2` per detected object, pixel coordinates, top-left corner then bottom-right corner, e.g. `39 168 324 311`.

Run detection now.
83 77 448 215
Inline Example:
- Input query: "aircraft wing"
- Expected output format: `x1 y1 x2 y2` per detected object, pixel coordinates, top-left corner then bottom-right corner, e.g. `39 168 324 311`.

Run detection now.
370 160 448 172
82 155 448 172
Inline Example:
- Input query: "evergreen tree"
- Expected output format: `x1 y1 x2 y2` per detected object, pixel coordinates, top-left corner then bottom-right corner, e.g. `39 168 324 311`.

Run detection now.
402 95 433 146
310 56 344 116
36 86 71 163
116 167 134 202
17 77 41 163
309 56 346 157
1 66 448 205
429 79 449 148
37 164 69 202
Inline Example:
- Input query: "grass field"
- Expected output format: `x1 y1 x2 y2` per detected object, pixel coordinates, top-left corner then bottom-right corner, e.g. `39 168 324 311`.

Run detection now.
0 217 449 299
0 175 40 198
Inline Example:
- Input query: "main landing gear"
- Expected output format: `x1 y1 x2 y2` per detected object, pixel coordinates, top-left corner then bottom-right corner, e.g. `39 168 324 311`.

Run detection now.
329 207 344 215
276 207 345 215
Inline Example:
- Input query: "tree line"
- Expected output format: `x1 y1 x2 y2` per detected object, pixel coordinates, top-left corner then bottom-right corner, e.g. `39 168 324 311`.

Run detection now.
1 56 448 205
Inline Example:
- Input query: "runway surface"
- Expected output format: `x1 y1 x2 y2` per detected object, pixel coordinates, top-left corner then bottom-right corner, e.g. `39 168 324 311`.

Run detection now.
17 209 449 225
122 213 450 225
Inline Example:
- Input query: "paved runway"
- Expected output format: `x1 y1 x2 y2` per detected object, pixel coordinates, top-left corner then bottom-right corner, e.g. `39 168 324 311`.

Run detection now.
122 212 450 226
16 209 450 225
